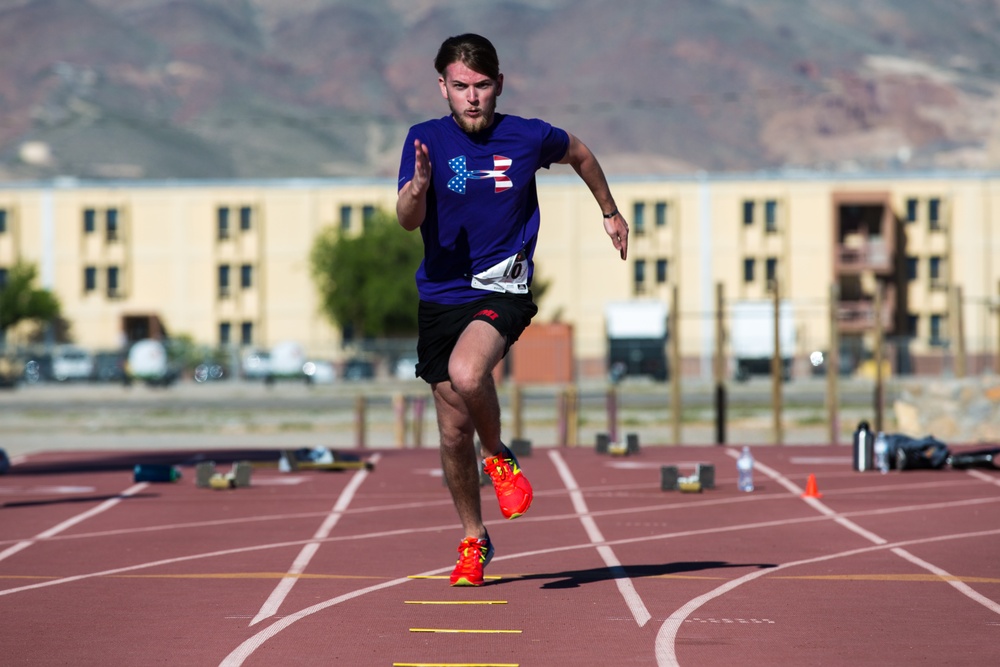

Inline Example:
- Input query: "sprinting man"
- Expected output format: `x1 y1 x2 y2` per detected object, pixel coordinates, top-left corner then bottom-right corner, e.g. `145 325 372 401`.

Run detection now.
396 33 629 586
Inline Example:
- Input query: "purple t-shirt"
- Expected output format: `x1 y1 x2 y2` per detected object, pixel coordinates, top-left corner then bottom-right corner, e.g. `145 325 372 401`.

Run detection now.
398 113 569 304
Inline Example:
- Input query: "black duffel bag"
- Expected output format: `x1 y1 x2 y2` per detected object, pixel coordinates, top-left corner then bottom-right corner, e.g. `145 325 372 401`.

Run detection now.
885 434 951 470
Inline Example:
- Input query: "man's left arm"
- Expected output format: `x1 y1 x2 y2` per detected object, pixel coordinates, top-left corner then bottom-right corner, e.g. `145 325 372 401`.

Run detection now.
557 133 629 260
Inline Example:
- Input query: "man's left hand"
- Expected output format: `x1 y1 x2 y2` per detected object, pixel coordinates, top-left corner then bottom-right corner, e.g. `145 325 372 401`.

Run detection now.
604 212 629 261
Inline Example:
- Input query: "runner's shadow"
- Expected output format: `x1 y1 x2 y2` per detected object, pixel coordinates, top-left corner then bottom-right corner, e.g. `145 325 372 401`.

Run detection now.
496 561 776 589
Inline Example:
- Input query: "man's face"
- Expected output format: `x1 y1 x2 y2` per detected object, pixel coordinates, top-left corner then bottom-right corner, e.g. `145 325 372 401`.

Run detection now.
439 61 503 134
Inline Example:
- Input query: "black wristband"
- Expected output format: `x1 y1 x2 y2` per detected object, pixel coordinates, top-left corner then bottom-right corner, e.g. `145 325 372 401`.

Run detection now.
603 208 619 219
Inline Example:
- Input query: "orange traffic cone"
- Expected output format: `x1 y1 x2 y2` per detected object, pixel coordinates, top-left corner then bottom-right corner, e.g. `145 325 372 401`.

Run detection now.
801 474 822 498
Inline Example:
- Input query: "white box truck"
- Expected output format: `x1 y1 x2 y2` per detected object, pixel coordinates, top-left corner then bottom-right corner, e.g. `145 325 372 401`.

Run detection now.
730 300 794 382
605 300 668 381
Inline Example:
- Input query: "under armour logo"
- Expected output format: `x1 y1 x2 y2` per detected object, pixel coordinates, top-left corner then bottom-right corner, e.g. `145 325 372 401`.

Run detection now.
447 155 513 194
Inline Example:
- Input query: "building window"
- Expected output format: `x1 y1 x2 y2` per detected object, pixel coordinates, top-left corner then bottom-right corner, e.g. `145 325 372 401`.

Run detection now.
0 209 7 233
241 321 253 345
239 206 252 231
656 258 668 284
240 264 253 289
106 208 119 242
929 314 944 346
633 202 646 235
928 198 942 231
0 267 8 289
633 259 646 293
905 314 918 337
107 266 120 298
218 264 231 298
906 256 918 281
764 200 778 233
339 205 352 231
929 256 944 289
217 207 230 240
655 202 667 227
219 322 231 346
362 205 376 227
84 266 97 293
743 258 755 283
765 257 778 286
742 201 754 225
84 209 96 234
905 198 918 223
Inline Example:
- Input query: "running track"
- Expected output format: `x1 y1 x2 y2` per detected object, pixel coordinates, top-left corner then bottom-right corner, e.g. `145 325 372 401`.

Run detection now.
1 444 998 665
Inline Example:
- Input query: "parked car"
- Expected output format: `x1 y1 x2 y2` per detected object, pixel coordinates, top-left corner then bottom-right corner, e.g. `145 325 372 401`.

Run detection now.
0 353 25 388
264 341 309 384
342 358 376 381
23 354 53 384
193 360 227 383
241 349 271 380
51 345 94 382
809 349 858 377
394 356 419 380
303 360 337 384
92 351 130 384
127 339 179 387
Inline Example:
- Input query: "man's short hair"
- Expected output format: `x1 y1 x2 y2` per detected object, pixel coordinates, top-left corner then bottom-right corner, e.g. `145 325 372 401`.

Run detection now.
434 33 500 81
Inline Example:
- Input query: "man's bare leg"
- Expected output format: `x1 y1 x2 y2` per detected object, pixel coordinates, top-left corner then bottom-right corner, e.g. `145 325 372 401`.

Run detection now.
433 320 507 538
433 380 486 539
448 320 506 459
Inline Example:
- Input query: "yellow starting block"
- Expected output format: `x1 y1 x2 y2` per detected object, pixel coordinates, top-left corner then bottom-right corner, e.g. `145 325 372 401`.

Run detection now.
196 461 252 489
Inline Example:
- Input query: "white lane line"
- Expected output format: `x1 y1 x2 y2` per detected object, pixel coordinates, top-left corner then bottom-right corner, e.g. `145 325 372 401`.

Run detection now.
965 468 1000 487
549 450 652 628
654 527 1000 667
224 526 1000 667
4 476 976 549
891 547 1000 615
2 489 996 599
0 483 148 562
249 455 379 626
726 449 888 546
221 576 415 667
654 450 1000 666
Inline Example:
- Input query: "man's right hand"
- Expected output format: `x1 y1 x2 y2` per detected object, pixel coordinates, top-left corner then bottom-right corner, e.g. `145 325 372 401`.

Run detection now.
397 139 431 230
411 139 431 195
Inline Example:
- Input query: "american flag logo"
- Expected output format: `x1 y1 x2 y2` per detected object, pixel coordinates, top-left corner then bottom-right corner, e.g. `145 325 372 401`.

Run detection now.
447 155 513 194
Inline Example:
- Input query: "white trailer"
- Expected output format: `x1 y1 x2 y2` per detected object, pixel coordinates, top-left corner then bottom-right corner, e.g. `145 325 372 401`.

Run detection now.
605 300 669 381
730 300 795 381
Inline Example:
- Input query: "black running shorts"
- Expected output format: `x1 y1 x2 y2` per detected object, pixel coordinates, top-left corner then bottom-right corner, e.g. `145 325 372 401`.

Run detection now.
415 292 538 384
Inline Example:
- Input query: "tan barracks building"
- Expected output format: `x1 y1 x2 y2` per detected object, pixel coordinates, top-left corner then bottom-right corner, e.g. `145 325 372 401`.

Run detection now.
1 171 998 379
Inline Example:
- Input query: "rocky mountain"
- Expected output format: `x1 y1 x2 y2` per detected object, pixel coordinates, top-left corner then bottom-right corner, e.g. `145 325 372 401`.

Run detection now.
1 0 999 181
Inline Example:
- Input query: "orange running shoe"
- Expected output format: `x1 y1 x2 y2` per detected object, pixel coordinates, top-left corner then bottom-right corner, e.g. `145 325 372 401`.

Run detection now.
483 444 533 519
449 535 494 587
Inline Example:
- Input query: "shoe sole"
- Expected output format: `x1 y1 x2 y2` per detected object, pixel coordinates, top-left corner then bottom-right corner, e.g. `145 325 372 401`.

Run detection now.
450 577 482 587
500 485 532 519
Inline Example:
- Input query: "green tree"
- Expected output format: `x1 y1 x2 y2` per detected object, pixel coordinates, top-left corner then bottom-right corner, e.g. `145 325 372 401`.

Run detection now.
0 261 61 340
310 210 422 339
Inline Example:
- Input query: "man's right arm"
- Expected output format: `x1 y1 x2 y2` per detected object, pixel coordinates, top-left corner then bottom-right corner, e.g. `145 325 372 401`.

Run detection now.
397 139 431 231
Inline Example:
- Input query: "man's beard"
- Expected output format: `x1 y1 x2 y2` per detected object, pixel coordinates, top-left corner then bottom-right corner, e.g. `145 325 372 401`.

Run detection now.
450 100 495 134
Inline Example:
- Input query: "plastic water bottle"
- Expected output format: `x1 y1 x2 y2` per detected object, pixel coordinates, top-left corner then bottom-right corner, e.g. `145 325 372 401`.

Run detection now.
736 446 754 492
873 432 889 474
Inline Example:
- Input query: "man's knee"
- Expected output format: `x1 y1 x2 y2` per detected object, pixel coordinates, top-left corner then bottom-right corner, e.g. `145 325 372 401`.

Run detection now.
448 358 491 398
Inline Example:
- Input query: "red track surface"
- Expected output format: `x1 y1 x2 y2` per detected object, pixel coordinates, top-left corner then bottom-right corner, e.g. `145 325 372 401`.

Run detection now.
2 444 999 666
